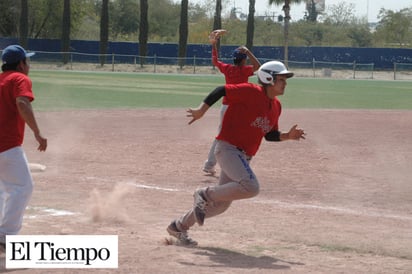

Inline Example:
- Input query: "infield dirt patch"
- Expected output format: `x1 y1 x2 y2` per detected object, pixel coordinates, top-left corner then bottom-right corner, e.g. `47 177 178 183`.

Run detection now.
1 108 411 273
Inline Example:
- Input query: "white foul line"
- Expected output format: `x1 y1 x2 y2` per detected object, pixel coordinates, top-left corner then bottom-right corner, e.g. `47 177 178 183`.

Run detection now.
129 182 179 192
79 176 412 222
254 199 412 221
26 206 77 219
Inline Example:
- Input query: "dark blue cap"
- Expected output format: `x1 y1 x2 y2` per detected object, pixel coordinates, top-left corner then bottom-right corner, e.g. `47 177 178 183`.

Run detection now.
2 45 35 64
233 49 247 60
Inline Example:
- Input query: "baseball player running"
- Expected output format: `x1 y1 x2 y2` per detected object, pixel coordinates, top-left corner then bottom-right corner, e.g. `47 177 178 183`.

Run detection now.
0 45 47 251
167 60 305 246
203 29 261 175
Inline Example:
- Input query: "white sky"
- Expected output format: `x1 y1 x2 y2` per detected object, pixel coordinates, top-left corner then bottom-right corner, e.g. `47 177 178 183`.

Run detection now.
190 0 412 22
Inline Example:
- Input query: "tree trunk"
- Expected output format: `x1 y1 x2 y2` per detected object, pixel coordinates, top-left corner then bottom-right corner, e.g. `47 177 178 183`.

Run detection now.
19 0 28 48
61 0 71 64
178 0 188 68
246 0 255 50
139 0 149 67
283 0 290 65
99 0 109 66
213 0 222 50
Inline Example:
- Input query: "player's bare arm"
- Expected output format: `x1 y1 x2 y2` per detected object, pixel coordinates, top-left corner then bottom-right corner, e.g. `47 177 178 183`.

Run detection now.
187 103 210 125
187 85 226 125
238 46 261 71
211 43 219 67
280 124 306 141
16 96 47 151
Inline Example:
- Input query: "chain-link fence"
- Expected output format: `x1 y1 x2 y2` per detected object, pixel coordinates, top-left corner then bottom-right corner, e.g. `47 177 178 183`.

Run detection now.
23 51 411 80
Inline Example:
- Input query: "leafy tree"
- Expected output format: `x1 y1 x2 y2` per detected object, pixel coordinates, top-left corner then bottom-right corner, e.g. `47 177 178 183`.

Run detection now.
221 18 247 45
29 0 62 39
3 0 411 50
293 21 324 46
188 3 209 23
347 19 372 47
375 8 412 47
319 2 368 47
18 0 90 40
96 0 181 43
99 0 109 66
139 0 148 66
323 1 356 26
268 0 305 65
0 1 18 37
218 15 283 48
178 0 188 68
111 0 139 39
253 16 283 47
147 0 180 42
70 1 93 36
187 3 212 43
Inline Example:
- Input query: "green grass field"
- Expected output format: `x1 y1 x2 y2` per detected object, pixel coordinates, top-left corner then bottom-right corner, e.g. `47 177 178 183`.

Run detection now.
30 70 412 111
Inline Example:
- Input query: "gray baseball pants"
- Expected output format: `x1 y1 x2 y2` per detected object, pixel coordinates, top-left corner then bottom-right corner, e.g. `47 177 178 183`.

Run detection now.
176 140 259 231
204 104 228 170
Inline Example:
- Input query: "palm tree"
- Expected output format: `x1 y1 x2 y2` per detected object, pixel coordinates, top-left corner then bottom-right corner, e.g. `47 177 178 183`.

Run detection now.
268 0 304 65
19 0 28 48
213 0 222 51
246 0 256 50
213 0 222 30
139 0 149 67
178 0 188 69
61 0 71 64
99 0 109 66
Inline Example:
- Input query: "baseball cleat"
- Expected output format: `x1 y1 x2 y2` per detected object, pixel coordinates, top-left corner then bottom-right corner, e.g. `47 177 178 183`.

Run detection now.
193 189 208 226
167 221 197 246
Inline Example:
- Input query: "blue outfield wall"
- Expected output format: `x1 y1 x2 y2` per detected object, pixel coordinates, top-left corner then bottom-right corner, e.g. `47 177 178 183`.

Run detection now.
0 37 411 69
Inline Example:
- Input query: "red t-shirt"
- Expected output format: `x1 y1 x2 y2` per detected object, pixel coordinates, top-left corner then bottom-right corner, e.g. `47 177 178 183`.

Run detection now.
0 71 34 153
216 83 281 156
212 48 254 105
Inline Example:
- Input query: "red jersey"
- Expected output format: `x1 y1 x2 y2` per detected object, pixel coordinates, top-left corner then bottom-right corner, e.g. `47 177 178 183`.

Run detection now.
212 47 254 105
0 71 34 153
216 83 281 156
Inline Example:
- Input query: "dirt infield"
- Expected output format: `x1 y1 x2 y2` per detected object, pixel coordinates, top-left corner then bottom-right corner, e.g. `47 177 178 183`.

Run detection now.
1 108 411 273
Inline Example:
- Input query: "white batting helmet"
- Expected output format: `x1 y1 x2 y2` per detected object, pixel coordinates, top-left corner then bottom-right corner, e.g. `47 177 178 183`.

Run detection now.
257 61 294 85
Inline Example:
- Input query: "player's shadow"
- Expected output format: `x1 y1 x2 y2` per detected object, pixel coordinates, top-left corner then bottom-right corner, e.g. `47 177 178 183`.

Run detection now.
0 256 26 273
201 173 219 179
180 246 304 270
200 178 218 185
0 253 26 273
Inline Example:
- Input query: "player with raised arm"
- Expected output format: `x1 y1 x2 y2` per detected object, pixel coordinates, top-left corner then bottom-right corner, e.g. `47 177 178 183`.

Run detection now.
203 29 261 175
